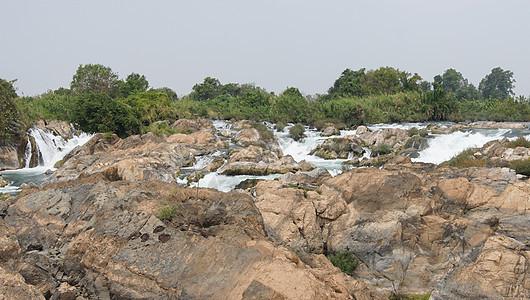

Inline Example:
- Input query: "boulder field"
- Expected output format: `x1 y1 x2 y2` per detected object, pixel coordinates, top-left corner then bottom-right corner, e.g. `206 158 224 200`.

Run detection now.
1 119 529 299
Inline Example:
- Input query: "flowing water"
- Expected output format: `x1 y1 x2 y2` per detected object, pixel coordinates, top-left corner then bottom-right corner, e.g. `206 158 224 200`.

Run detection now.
196 121 530 191
0 127 93 195
2 121 529 195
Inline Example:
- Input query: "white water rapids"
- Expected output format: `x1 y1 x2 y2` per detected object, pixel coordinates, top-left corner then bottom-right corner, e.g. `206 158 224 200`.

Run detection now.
1 121 529 195
195 121 530 191
0 127 93 195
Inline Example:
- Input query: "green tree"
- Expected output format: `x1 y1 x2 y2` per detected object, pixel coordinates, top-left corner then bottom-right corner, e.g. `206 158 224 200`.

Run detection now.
272 87 309 123
122 91 176 126
479 67 515 99
70 64 120 96
190 77 221 101
434 69 481 101
72 92 140 137
154 87 178 101
328 68 369 98
422 83 458 121
0 79 23 144
119 73 149 97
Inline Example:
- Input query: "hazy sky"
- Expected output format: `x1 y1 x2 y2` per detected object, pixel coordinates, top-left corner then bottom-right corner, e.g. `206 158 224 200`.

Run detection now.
2 0 530 97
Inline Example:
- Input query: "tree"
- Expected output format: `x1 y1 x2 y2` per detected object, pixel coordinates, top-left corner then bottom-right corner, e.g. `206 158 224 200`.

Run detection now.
70 64 120 96
190 77 221 101
272 87 309 123
328 68 369 98
154 87 178 101
119 73 149 97
479 67 515 99
434 69 481 101
0 79 22 144
72 92 140 137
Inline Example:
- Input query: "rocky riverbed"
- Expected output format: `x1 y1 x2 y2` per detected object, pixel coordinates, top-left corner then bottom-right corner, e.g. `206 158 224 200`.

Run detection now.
0 119 529 299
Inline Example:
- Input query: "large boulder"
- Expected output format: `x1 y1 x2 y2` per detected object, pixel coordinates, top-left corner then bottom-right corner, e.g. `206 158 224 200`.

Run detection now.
219 145 315 175
47 129 226 183
171 118 215 133
250 164 529 297
2 176 380 299
360 128 410 149
310 135 365 159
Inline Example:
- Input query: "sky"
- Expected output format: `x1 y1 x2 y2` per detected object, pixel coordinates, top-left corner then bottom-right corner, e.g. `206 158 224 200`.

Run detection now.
2 0 530 97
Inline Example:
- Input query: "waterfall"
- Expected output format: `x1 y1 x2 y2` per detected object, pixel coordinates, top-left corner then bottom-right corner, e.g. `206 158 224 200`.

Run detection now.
24 127 94 169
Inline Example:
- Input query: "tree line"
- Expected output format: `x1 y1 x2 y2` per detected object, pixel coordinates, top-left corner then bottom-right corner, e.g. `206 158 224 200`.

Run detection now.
0 64 528 143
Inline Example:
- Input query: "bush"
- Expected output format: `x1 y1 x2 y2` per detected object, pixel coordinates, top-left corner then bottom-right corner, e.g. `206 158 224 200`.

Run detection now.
145 122 177 137
389 293 431 300
72 92 141 138
275 121 286 132
371 144 392 156
156 202 179 221
327 251 358 276
289 124 306 141
251 122 274 142
443 148 487 168
506 136 530 148
508 158 530 176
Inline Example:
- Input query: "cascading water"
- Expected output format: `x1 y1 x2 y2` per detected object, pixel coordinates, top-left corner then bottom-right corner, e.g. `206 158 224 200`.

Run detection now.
413 128 524 164
0 126 93 195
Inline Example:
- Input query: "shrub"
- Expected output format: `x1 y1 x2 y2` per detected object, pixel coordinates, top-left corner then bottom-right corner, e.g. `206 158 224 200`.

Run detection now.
102 167 121 181
389 293 432 300
508 158 530 176
156 202 179 221
275 121 286 132
251 122 274 142
443 148 487 168
327 251 358 276
289 124 306 141
145 122 177 137
506 136 530 149
371 144 392 156
407 127 419 137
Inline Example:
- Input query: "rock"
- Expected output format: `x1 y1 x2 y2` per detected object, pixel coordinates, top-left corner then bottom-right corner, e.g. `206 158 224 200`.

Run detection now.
171 118 215 133
235 128 261 146
231 120 253 130
321 125 340 137
46 129 226 183
431 235 529 299
0 177 8 187
0 144 23 170
277 168 332 187
467 121 528 129
311 135 365 159
360 128 410 149
219 129 232 138
219 145 315 175
0 218 22 262
3 177 369 299
44 120 75 139
355 125 369 135
253 164 529 296
0 266 45 300
50 282 78 300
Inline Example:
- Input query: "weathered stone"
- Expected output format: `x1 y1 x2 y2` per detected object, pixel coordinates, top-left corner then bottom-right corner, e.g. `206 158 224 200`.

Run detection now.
171 118 214 133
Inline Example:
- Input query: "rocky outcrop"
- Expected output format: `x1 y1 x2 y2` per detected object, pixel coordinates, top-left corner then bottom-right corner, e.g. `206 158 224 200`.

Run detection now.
321 125 340 137
360 128 410 149
311 136 365 159
171 118 215 133
1 175 379 299
47 129 226 183
467 121 528 129
0 144 24 170
246 162 529 297
35 120 75 140
219 145 315 175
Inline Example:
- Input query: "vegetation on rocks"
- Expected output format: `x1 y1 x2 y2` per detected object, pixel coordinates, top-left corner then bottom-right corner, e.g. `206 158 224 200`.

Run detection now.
506 136 530 148
156 202 179 221
326 251 358 276
289 124 306 141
